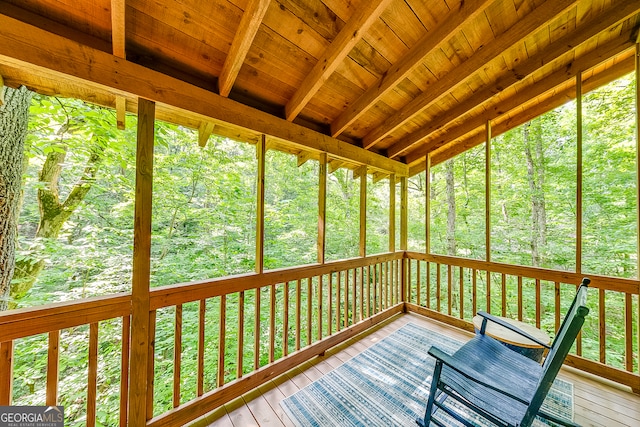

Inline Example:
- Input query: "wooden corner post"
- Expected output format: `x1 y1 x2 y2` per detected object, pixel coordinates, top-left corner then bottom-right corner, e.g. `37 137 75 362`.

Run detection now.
129 98 155 426
318 153 327 264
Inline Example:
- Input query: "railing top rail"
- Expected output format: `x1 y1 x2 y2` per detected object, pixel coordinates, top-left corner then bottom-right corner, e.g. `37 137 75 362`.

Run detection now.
0 294 131 342
405 251 640 295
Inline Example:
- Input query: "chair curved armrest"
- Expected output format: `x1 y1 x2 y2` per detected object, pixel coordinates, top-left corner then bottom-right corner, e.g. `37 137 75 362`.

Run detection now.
427 346 530 405
477 311 551 349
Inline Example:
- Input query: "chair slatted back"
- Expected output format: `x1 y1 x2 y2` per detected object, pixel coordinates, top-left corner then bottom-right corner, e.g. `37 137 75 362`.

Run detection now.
521 278 590 426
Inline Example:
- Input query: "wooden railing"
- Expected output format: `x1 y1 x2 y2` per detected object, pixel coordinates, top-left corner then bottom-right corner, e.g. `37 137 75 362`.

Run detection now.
0 253 403 427
404 252 640 394
2 251 639 427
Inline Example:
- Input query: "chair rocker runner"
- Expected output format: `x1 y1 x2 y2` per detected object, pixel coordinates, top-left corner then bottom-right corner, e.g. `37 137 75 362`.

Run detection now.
418 278 590 427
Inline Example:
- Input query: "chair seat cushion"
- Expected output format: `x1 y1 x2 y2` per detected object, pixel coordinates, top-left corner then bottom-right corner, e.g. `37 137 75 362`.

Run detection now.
439 334 544 426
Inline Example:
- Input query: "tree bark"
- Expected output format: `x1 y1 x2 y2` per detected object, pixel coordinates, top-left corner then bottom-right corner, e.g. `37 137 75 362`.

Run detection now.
524 121 546 267
0 86 33 311
446 158 456 256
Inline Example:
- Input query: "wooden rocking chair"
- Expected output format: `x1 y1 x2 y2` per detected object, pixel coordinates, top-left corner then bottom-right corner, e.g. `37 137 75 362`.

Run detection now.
418 278 590 427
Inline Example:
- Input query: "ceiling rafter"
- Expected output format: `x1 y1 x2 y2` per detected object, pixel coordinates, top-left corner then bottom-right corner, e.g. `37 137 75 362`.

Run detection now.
427 54 636 169
0 13 407 176
387 0 640 159
285 0 394 122
218 0 271 97
405 40 636 167
361 0 578 150
329 0 493 138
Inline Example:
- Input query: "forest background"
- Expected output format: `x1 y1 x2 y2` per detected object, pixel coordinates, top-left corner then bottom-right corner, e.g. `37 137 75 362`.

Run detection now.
3 72 638 425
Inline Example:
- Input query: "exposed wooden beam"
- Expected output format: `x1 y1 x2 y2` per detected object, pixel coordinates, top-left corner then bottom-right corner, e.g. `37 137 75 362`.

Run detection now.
111 0 126 58
361 0 577 149
115 96 126 130
405 36 635 164
372 171 389 183
0 13 407 176
285 0 393 121
425 54 636 168
330 0 492 138
218 0 270 97
387 0 640 159
198 121 215 147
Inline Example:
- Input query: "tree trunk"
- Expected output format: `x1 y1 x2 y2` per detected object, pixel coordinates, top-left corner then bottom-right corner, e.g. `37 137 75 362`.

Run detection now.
524 121 546 267
10 142 103 302
0 86 33 311
446 159 456 256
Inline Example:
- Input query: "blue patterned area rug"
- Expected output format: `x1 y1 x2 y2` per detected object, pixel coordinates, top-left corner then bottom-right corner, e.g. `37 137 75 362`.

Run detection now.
281 323 574 427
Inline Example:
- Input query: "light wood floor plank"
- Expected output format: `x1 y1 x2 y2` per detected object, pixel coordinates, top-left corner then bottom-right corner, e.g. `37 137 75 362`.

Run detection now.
196 313 640 427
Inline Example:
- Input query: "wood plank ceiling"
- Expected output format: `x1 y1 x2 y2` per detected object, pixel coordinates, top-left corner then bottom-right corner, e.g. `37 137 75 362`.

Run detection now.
0 0 639 176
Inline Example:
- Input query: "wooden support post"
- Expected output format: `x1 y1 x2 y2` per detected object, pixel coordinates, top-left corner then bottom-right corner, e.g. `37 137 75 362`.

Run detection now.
46 331 60 406
128 98 155 427
400 176 408 251
256 135 266 273
485 121 491 262
359 172 367 257
318 153 327 264
577 72 583 274
425 157 430 254
635 40 640 379
389 174 396 253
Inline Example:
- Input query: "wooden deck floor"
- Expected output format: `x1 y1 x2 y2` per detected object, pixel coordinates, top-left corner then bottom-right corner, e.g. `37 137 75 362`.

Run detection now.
191 313 640 427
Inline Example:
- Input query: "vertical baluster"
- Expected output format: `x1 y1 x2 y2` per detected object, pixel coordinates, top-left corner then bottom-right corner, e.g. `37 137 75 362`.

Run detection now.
365 265 371 318
535 279 541 329
196 299 207 396
344 271 349 326
426 262 431 309
46 331 60 406
318 276 323 341
269 285 275 363
447 265 452 316
554 282 561 333
359 267 364 321
459 267 464 319
283 284 289 357
254 288 261 369
372 264 378 313
472 269 477 316
336 273 341 331
219 295 227 386
120 316 130 427
147 310 157 419
415 260 420 306
173 304 182 407
599 289 606 364
307 278 313 346
327 275 333 336
624 293 633 372
352 268 357 324
237 291 245 378
436 264 441 312
501 273 507 317
87 323 99 427
486 271 491 314
296 279 302 349
517 276 523 321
